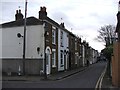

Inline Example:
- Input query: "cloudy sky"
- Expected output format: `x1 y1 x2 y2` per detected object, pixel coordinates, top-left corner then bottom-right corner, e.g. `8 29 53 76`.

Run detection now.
0 0 119 52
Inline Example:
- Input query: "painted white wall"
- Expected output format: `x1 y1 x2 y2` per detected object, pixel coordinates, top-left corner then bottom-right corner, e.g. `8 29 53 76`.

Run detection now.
82 45 85 66
92 50 94 63
2 25 44 59
2 26 24 58
93 50 98 63
58 29 69 71
58 29 61 71
26 25 44 59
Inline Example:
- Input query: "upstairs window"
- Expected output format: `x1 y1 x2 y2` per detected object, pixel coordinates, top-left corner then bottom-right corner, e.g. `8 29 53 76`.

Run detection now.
75 56 78 64
52 49 56 67
75 39 77 50
52 30 56 44
67 34 69 48
60 51 63 65
60 31 63 47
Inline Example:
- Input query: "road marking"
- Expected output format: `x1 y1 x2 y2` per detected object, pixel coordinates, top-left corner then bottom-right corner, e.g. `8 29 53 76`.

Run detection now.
99 65 107 89
95 62 107 90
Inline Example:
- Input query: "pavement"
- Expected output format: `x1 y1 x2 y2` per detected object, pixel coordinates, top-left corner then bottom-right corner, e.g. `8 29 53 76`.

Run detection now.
101 68 120 89
2 66 87 82
2 63 120 89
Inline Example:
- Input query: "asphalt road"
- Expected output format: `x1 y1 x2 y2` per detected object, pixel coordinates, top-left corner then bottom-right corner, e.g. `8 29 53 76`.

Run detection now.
2 61 106 88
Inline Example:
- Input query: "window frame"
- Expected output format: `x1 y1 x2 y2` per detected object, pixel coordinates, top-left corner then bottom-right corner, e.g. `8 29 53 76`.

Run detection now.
60 31 63 47
52 49 56 67
52 27 56 45
60 51 63 66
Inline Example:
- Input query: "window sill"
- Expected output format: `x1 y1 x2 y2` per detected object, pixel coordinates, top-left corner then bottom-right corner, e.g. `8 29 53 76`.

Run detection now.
52 43 56 45
60 65 64 67
60 45 64 47
52 65 56 68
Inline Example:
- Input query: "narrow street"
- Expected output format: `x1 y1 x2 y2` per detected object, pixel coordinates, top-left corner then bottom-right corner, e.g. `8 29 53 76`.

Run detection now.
2 61 106 88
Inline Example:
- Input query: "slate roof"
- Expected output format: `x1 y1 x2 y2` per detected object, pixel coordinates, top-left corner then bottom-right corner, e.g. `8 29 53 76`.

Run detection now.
0 15 71 35
0 17 43 28
0 16 65 29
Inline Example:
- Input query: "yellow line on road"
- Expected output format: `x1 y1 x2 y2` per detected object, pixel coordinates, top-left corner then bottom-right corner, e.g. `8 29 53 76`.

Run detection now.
95 62 107 90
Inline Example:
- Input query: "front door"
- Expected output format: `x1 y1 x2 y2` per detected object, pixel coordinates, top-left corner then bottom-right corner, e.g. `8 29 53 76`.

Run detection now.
58 52 64 71
46 50 51 74
65 54 68 70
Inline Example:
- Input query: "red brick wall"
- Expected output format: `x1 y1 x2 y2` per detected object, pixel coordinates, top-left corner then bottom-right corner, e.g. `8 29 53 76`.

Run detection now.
112 55 115 85
118 42 120 86
112 42 120 87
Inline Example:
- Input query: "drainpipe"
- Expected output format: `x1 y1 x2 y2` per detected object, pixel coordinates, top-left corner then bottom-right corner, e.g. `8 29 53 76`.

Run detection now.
43 23 47 79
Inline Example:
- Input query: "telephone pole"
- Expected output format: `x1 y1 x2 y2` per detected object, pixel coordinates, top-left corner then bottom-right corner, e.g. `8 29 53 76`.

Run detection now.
23 0 27 75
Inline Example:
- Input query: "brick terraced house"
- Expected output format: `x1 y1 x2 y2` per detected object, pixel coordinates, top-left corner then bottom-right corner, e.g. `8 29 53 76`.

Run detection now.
1 6 99 76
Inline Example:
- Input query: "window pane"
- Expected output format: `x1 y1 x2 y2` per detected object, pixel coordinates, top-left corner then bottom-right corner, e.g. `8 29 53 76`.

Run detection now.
52 52 54 65
60 31 63 46
52 30 56 44
61 52 63 64
52 51 56 67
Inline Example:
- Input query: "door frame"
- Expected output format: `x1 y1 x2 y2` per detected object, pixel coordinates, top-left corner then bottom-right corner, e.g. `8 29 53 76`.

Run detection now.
45 46 51 74
58 50 65 71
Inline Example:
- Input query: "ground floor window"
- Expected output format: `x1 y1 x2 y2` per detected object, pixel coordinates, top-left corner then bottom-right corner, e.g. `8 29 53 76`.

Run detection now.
61 51 63 65
52 49 56 67
75 53 78 64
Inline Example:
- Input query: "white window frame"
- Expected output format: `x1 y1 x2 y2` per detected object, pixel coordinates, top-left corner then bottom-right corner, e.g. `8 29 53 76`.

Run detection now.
75 53 78 64
60 31 63 47
52 49 56 67
75 39 77 50
60 51 63 65
52 27 56 45
67 34 69 48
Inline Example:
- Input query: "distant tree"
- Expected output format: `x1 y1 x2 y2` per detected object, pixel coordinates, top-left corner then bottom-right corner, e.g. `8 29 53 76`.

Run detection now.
97 25 116 78
101 45 113 78
95 25 116 46
101 45 113 60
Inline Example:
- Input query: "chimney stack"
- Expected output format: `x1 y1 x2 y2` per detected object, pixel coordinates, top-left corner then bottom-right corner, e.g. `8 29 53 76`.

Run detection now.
16 10 18 14
15 9 23 21
60 23 65 28
39 6 47 19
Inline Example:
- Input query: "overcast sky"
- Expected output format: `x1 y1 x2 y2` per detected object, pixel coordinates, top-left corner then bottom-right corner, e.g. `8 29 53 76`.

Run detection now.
0 0 119 52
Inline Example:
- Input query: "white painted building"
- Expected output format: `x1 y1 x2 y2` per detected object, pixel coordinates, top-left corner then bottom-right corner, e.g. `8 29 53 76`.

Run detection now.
58 26 69 71
2 24 45 59
1 6 99 76
1 16 46 75
82 44 85 66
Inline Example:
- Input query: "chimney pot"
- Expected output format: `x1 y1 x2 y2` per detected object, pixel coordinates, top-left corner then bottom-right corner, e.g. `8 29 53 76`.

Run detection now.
39 6 47 19
43 6 46 11
15 9 23 21
19 9 21 13
60 23 65 28
16 10 18 14
40 7 43 11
